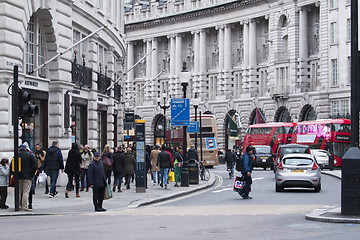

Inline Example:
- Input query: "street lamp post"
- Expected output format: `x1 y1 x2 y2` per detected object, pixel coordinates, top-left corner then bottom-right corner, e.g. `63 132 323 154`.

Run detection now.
192 96 200 151
157 93 170 146
179 69 191 187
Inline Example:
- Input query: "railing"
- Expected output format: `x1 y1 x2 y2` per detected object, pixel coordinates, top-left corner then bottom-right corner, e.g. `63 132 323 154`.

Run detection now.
71 62 92 89
97 73 111 96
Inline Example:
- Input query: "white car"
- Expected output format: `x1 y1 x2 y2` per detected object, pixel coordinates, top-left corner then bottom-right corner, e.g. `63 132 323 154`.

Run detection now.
310 149 334 170
275 153 321 192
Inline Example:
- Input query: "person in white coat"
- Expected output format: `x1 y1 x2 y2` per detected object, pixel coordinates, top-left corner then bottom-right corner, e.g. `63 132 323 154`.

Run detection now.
0 158 10 209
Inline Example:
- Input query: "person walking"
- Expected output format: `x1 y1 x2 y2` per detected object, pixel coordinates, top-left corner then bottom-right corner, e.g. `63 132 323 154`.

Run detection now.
123 148 136 189
0 158 10 209
112 145 125 192
33 143 48 194
43 140 64 198
17 145 37 211
225 149 236 179
187 145 199 161
241 146 254 199
80 145 92 192
88 152 107 212
65 143 82 198
173 146 183 187
156 145 173 189
101 144 113 186
150 145 160 186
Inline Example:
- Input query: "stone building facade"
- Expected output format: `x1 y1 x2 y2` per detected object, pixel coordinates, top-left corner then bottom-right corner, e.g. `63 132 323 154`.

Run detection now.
0 0 125 157
124 0 352 151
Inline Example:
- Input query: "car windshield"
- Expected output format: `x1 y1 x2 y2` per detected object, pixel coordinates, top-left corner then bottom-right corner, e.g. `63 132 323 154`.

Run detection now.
283 158 313 166
281 147 308 156
254 146 271 154
312 151 328 157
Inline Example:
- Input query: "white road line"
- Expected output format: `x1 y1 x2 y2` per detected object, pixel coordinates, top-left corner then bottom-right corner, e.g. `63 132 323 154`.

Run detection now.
212 188 233 193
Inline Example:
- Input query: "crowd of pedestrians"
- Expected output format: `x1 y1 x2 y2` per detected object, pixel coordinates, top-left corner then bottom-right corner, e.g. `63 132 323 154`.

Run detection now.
0 141 196 212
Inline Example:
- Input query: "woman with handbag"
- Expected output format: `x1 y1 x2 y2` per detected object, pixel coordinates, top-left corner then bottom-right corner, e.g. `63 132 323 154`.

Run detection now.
0 158 10 209
101 144 113 186
80 145 93 192
65 143 82 198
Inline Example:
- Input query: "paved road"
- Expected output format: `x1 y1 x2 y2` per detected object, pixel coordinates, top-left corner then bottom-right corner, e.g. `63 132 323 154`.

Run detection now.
1 165 359 240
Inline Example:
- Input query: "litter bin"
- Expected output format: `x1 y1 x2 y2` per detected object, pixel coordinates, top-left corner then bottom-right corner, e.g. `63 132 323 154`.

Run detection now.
174 162 183 183
188 159 199 184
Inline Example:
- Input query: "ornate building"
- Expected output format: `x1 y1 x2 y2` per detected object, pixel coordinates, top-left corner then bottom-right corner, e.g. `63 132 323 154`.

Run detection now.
124 0 352 151
0 0 125 156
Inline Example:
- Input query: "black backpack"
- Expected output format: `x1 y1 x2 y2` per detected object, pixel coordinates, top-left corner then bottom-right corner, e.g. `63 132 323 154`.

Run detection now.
235 155 243 172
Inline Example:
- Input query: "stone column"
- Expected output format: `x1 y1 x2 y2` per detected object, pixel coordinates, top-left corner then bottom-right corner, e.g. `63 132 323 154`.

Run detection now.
224 24 232 70
243 21 249 67
218 26 225 70
169 35 176 76
199 29 207 74
249 19 257 67
194 30 200 73
151 38 158 100
175 34 182 75
299 7 308 60
146 39 152 79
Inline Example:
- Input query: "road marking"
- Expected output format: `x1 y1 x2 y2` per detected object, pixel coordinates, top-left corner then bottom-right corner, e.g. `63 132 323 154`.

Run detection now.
253 177 264 181
212 188 233 193
149 174 223 207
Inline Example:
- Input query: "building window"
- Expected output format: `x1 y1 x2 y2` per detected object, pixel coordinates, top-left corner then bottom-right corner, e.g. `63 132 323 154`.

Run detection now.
330 0 337 9
25 16 46 77
347 19 351 41
73 30 88 63
98 44 108 73
331 59 338 86
136 83 144 105
331 99 350 118
348 57 351 84
330 22 337 44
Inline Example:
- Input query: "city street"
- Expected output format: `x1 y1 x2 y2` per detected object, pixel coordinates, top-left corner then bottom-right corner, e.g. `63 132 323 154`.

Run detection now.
1 165 359 240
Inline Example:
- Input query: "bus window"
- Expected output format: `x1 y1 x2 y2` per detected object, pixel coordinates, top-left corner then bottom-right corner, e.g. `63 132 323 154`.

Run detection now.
251 127 272 135
332 123 351 132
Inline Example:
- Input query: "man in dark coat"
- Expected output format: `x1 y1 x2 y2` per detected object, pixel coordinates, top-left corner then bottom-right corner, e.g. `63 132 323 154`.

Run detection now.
88 152 107 212
225 149 236 179
187 145 199 161
43 140 64 197
112 146 125 192
123 148 136 189
65 143 82 198
156 145 173 189
241 146 254 199
17 145 37 211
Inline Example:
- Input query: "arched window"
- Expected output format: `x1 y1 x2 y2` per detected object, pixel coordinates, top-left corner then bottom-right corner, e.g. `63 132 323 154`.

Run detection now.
25 16 46 77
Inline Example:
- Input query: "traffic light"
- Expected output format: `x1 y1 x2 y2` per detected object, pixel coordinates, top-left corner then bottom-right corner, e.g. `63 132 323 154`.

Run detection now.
18 89 38 121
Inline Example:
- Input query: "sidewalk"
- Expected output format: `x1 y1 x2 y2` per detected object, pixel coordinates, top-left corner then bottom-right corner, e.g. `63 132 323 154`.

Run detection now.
306 169 360 224
0 174 216 217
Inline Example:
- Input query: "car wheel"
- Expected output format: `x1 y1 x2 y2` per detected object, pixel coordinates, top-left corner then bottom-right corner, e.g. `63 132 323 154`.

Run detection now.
330 168 334 171
263 167 267 171
270 165 274 171
314 183 321 192
275 184 283 192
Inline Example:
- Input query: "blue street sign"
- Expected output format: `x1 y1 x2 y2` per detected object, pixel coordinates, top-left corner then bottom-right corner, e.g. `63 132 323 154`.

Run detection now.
187 121 199 133
171 98 190 126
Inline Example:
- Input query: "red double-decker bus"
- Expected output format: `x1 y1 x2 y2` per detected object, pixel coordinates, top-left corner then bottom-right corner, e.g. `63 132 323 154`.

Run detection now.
243 122 296 154
291 119 351 167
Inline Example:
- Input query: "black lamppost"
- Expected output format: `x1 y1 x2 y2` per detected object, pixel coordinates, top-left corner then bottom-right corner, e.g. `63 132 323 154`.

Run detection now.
179 66 191 187
341 0 360 215
157 93 170 146
192 95 200 151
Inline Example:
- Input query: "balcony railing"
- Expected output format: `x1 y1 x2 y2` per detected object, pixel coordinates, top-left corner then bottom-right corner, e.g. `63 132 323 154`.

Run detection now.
71 62 92 89
114 83 121 101
97 72 111 96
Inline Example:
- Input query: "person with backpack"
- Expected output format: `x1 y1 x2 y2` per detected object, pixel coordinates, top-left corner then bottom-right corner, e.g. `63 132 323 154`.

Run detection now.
241 146 254 199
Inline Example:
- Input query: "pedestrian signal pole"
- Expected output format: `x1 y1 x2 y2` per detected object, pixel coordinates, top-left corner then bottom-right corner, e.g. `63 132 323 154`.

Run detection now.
12 66 20 211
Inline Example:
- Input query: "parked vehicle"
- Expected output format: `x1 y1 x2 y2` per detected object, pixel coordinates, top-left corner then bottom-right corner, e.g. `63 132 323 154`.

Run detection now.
310 149 334 171
273 144 311 172
252 145 274 170
275 153 321 192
